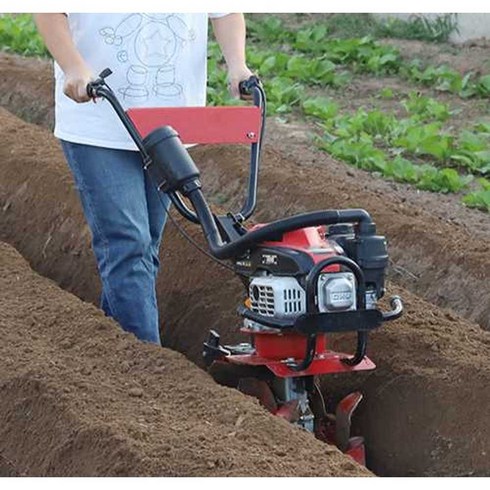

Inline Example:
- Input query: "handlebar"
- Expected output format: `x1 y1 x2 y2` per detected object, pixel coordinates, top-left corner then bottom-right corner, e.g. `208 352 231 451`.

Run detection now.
86 69 377 262
239 75 262 98
86 68 265 225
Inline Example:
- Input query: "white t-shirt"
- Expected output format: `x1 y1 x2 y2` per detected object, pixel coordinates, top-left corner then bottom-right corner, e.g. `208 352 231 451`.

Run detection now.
54 13 228 150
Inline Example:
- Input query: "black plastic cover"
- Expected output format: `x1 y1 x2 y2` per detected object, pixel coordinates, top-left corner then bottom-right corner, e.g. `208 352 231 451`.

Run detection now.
142 126 201 195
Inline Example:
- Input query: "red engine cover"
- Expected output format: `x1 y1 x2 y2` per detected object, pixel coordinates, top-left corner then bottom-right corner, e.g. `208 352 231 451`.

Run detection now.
231 226 376 377
253 224 342 268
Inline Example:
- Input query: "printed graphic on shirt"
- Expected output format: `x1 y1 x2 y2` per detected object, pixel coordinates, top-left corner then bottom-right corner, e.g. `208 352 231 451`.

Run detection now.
99 14 196 102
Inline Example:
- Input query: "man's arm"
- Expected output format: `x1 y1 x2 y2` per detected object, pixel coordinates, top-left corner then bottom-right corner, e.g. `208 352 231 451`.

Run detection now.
33 13 93 102
210 13 253 98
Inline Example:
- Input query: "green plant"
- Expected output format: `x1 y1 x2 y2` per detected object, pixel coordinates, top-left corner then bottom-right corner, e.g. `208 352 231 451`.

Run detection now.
416 167 473 193
323 134 388 173
384 156 420 183
476 75 490 97
402 92 452 122
400 61 478 98
247 15 490 100
263 78 304 114
378 87 395 99
0 14 49 57
286 55 348 87
302 97 339 121
451 131 490 175
294 24 329 50
462 189 490 211
375 14 458 43
394 122 453 161
246 16 294 45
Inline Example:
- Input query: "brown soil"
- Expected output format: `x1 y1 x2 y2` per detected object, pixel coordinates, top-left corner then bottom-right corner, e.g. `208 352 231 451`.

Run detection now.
384 38 490 75
1 52 489 331
0 240 368 477
1 108 490 477
0 52 53 128
1 45 490 477
0 454 19 477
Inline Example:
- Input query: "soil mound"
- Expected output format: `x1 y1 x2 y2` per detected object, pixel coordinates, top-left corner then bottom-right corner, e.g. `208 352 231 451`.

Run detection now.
0 241 368 477
1 52 488 330
0 52 53 127
1 108 489 476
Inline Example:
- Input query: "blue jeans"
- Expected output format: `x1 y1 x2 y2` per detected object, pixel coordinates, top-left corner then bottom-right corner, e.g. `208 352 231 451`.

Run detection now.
60 140 171 344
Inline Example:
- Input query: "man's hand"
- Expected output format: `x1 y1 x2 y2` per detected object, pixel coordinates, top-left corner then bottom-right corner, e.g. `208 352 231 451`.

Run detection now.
63 65 94 103
227 65 255 99
63 67 94 102
211 14 255 99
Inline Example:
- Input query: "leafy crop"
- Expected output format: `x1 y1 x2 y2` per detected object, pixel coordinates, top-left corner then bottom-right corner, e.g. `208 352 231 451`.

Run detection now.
393 123 453 161
302 97 339 120
247 16 490 100
311 99 481 195
0 14 49 57
374 14 458 43
462 179 490 211
402 92 452 122
247 16 295 45
451 130 490 175
213 18 490 210
263 78 304 114
400 60 478 97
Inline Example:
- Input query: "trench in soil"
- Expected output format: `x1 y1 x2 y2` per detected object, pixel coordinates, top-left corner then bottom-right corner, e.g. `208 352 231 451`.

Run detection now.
1 108 490 477
2 240 368 477
0 54 489 476
1 52 488 333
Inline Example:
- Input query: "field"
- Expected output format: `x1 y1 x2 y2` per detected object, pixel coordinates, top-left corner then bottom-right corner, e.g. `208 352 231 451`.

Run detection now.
0 14 489 477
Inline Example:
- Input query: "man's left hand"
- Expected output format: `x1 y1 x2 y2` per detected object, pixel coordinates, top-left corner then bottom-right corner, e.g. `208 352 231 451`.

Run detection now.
228 65 255 99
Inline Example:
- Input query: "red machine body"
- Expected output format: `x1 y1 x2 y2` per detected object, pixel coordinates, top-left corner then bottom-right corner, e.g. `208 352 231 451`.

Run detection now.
228 226 376 378
90 69 403 470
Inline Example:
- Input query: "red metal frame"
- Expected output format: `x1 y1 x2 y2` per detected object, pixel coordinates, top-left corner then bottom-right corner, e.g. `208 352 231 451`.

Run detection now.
224 226 376 378
230 329 376 378
251 225 342 269
127 106 262 144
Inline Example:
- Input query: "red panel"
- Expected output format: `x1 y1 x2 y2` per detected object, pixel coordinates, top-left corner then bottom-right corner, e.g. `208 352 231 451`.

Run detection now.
253 331 328 360
228 351 376 378
248 225 341 269
127 106 262 144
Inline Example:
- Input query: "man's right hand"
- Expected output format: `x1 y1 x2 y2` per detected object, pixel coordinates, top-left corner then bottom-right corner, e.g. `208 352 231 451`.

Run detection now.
63 66 94 103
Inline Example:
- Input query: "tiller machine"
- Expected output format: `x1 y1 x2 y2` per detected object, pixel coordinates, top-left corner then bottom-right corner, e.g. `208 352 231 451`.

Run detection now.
88 70 404 466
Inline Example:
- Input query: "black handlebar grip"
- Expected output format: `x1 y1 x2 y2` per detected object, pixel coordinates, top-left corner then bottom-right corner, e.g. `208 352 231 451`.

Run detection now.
86 82 96 98
238 75 261 98
86 68 114 98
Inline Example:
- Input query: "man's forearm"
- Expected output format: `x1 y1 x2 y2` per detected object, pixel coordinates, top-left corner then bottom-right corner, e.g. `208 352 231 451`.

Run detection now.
33 14 89 75
211 13 247 71
211 13 252 97
34 13 93 102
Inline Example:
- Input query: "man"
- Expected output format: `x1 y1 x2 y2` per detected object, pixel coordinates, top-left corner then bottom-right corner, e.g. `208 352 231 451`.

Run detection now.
34 13 253 344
